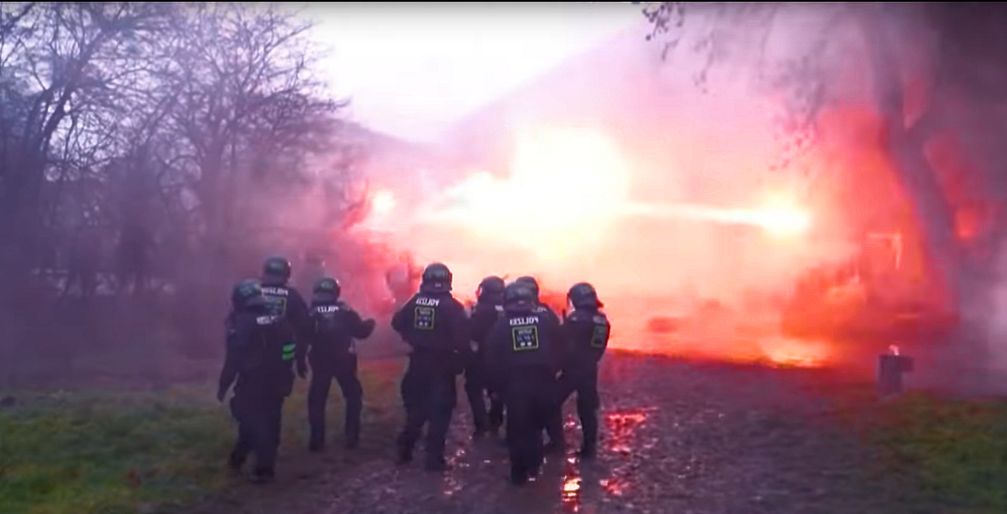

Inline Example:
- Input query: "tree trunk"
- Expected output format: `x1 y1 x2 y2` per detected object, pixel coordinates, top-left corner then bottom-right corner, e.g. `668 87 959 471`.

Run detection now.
858 8 960 304
860 7 996 391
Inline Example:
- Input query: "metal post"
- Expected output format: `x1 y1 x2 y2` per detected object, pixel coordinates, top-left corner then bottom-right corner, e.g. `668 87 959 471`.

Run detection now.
878 347 913 397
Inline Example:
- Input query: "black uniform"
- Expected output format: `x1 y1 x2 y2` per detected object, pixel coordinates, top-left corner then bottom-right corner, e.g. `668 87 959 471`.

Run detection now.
305 299 375 451
260 284 310 372
560 308 610 456
392 286 469 469
468 300 505 435
534 303 568 451
486 284 564 485
514 275 566 451
218 302 296 481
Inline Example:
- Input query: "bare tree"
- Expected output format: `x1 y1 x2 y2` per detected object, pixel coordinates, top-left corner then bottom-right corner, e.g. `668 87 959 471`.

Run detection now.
156 3 342 246
0 2 362 380
0 3 171 276
644 2 1007 386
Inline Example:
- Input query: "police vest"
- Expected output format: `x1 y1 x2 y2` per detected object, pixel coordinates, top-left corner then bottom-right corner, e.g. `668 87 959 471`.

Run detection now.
234 312 296 388
401 294 458 352
567 309 610 361
261 285 292 319
504 313 554 369
310 302 355 354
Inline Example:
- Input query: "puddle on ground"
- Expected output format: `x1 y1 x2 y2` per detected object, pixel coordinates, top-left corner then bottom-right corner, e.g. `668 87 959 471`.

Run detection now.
553 406 656 511
604 408 652 455
441 445 468 497
560 456 582 512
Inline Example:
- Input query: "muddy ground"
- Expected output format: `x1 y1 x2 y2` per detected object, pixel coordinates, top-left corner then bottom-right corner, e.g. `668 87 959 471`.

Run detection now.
189 354 938 514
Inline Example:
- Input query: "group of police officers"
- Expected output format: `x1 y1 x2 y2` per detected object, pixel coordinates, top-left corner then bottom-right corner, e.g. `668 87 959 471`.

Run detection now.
218 256 610 486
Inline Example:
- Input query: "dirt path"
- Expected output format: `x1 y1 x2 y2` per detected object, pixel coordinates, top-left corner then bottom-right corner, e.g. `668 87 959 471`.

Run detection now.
190 354 928 514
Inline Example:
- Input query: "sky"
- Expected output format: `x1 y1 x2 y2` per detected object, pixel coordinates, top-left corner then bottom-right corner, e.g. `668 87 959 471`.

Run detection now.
300 2 642 142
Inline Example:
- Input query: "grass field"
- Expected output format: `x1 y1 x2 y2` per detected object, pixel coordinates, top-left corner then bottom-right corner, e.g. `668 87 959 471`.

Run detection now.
2 356 1005 514
0 359 405 514
865 392 1007 513
820 376 1007 514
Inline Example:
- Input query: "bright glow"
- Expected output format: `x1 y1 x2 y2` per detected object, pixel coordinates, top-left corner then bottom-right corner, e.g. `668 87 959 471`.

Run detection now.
371 189 396 215
760 337 831 368
422 126 632 259
562 477 581 494
623 200 812 237
753 205 812 237
750 193 812 237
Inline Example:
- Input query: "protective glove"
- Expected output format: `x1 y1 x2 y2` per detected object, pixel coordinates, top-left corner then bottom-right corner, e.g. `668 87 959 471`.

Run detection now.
361 318 377 338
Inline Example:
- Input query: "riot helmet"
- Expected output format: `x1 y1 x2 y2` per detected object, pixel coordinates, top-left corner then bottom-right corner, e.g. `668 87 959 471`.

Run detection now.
476 275 505 304
420 262 453 293
568 282 604 310
504 282 536 311
231 278 266 310
515 276 540 303
313 277 342 303
262 256 292 286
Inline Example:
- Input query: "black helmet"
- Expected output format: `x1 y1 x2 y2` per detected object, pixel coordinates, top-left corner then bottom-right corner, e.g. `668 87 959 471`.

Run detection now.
262 256 292 286
476 276 505 304
568 282 603 310
515 276 540 302
421 262 452 293
231 278 266 310
504 282 536 311
313 277 341 303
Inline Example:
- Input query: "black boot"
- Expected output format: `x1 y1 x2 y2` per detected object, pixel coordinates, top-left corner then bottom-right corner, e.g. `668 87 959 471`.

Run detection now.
544 440 566 455
250 467 275 484
396 440 413 465
510 466 529 486
345 433 360 449
309 438 325 453
227 451 245 473
424 455 448 472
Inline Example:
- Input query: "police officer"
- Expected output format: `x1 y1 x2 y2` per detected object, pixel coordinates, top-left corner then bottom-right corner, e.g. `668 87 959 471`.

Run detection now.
514 275 566 453
260 256 311 379
560 283 611 458
305 277 377 452
391 262 469 471
486 282 565 485
217 279 297 483
467 275 506 438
